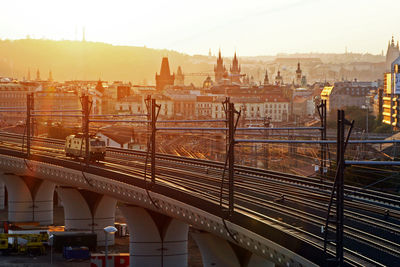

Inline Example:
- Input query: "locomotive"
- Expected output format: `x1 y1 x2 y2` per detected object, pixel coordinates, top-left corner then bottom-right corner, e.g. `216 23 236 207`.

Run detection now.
65 133 106 161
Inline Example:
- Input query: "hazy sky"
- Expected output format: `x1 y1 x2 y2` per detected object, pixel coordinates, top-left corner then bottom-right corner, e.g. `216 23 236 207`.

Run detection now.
1 0 400 56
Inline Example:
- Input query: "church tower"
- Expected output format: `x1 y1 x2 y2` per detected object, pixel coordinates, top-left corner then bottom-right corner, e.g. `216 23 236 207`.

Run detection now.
48 70 53 82
95 79 104 94
275 70 283 86
263 69 269 85
295 62 302 86
175 66 185 87
36 69 41 81
155 57 175 90
386 36 400 72
214 49 226 84
230 52 241 84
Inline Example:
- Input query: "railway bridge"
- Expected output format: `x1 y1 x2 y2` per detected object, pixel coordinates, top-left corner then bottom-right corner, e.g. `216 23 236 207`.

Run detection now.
0 133 399 267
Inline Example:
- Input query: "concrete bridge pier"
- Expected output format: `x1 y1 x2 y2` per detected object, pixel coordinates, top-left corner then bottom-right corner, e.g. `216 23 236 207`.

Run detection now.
57 187 117 246
0 173 55 225
121 205 189 267
191 230 274 267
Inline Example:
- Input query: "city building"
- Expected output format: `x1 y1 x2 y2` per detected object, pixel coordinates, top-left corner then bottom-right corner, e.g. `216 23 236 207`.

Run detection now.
155 57 175 91
0 82 36 124
321 81 378 113
115 95 144 114
292 88 315 118
97 126 139 149
382 55 400 128
196 96 213 118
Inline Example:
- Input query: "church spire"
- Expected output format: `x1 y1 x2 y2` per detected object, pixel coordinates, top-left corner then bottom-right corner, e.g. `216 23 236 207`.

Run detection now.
230 51 241 84
27 69 31 81
392 35 395 46
263 69 269 85
36 68 41 81
175 66 184 86
48 70 53 82
214 49 226 84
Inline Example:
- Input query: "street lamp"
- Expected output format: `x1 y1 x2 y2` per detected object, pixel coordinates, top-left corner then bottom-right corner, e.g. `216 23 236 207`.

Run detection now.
362 100 370 138
49 234 54 265
103 226 117 267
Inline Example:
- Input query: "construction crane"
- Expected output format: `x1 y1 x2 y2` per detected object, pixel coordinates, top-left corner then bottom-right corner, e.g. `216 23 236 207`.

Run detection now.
183 72 214 76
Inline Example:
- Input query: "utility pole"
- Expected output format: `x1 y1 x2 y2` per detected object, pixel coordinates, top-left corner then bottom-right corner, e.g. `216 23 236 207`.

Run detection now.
336 110 345 266
228 102 235 216
223 97 230 154
81 94 90 164
26 93 33 157
366 101 369 139
151 98 156 184
264 116 270 169
318 100 327 179
30 94 35 138
324 110 353 266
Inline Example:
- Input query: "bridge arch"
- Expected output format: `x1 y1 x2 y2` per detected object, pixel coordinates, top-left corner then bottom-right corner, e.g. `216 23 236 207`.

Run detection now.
0 173 55 225
57 187 117 246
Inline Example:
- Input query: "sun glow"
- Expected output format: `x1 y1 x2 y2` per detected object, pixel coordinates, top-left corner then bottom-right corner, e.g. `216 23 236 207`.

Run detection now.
1 0 400 56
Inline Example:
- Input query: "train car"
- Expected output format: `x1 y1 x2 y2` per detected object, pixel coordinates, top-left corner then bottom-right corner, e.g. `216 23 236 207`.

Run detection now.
65 133 106 161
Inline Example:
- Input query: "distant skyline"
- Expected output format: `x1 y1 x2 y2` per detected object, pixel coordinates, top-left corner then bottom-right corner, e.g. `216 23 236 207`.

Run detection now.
1 0 400 56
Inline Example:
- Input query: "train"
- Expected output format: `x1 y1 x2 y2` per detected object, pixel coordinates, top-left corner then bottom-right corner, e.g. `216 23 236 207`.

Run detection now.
65 133 106 161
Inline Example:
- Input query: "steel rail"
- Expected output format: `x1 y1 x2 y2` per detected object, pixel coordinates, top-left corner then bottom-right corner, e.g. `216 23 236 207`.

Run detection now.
236 126 324 131
88 119 149 123
89 114 148 117
236 139 400 144
0 142 396 266
102 153 396 265
1 131 399 208
157 119 227 123
32 109 82 112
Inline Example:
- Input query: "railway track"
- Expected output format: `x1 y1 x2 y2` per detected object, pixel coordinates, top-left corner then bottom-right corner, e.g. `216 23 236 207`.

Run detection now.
0 132 400 265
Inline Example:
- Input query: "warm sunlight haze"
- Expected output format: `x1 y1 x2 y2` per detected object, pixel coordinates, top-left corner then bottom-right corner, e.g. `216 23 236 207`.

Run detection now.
0 1 400 267
1 0 400 55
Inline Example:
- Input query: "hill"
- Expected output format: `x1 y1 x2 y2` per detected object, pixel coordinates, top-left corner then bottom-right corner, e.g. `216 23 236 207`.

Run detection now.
0 39 385 85
0 39 214 84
